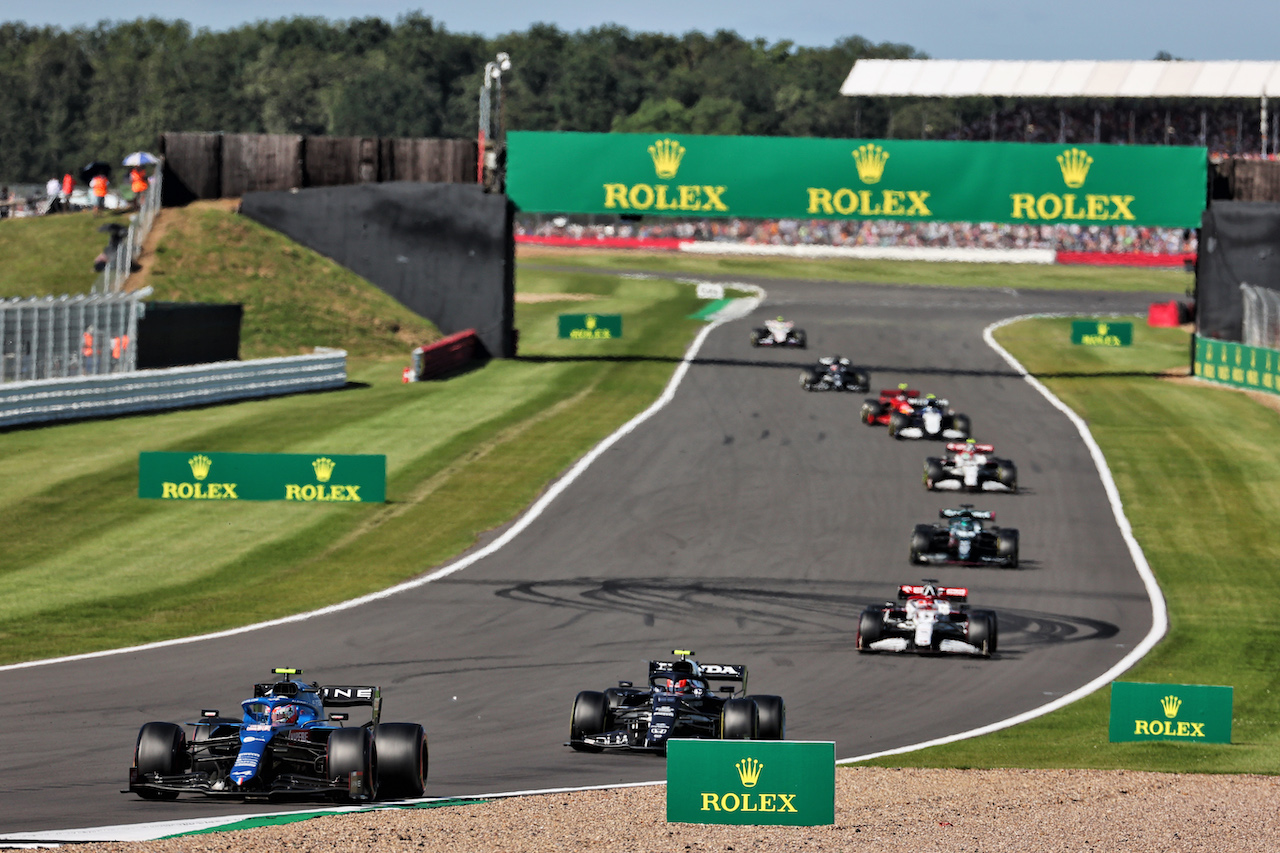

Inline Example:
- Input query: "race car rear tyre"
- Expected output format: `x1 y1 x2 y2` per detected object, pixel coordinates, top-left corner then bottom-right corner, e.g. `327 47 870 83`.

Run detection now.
860 400 884 424
373 723 428 800
997 461 1018 491
799 370 816 390
967 607 998 653
569 690 609 752
856 610 884 652
968 611 999 656
134 722 186 800
792 330 807 348
328 726 378 802
910 525 934 563
851 370 870 392
720 698 759 740
996 529 1020 568
923 458 945 489
888 411 909 438
748 695 786 739
950 413 971 437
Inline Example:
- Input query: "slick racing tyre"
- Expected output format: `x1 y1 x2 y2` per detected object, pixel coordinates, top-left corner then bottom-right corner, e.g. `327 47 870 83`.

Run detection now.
748 695 786 740
792 329 807 348
749 329 763 346
860 400 884 425
134 722 186 800
923 458 945 489
569 690 609 752
720 697 759 740
888 411 910 438
967 610 998 657
950 413 971 437
851 369 871 392
996 529 1020 568
799 370 818 390
996 461 1018 491
328 726 378 802
909 524 934 563
373 723 428 800
856 610 884 652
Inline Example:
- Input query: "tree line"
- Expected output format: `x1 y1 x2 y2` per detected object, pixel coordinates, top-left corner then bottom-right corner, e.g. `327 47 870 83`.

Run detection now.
0 14 922 183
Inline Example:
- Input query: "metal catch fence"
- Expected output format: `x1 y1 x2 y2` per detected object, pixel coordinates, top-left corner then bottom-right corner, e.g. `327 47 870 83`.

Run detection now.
1240 283 1280 349
0 290 147 383
92 164 164 295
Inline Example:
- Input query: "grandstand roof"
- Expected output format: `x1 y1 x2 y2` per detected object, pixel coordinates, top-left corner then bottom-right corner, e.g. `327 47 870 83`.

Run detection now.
840 60 1280 99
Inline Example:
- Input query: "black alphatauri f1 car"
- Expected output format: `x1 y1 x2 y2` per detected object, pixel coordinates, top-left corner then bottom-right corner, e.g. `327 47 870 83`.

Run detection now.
568 651 785 754
800 355 870 393
127 668 428 802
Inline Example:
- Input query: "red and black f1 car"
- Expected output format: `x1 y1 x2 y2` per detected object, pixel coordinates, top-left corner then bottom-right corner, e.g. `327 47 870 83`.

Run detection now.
856 582 998 657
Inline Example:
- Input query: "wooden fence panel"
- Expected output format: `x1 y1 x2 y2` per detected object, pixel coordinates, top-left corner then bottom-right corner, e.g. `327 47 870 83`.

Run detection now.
159 132 222 204
1211 158 1280 202
304 136 380 187
222 134 303 196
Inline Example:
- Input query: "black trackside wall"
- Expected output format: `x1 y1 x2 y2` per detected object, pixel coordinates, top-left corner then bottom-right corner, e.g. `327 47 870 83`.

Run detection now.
240 183 515 357
1197 202 1280 341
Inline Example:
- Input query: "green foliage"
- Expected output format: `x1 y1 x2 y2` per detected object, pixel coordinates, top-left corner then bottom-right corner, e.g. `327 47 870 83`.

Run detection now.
0 16 925 182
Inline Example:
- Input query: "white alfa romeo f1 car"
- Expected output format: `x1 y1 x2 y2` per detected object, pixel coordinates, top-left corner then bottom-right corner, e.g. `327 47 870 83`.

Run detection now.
750 317 806 348
856 582 998 657
924 440 1018 492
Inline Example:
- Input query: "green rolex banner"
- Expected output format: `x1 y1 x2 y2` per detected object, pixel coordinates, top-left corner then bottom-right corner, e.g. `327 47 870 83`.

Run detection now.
1071 320 1133 346
558 313 623 339
666 739 835 826
139 452 386 503
1109 682 1233 743
1193 336 1280 395
507 131 1207 228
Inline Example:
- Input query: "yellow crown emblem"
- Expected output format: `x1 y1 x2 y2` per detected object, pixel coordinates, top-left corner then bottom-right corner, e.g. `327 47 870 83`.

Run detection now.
1161 695 1182 718
585 315 597 329
1057 147 1093 188
648 138 685 179
188 454 212 481
1097 323 1109 335
312 456 336 483
851 143 890 184
736 757 763 788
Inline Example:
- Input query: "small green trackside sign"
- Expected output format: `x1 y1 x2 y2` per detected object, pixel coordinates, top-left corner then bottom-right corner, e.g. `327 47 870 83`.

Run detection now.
558 313 622 339
1109 682 1233 743
1071 320 1132 346
666 739 834 826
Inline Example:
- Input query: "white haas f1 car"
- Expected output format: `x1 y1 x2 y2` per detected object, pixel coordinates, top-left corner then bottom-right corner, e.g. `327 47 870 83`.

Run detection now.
857 582 998 657
568 651 784 754
888 394 970 441
925 440 1018 492
128 668 427 802
750 317 806 347
911 505 1019 568
800 355 870 392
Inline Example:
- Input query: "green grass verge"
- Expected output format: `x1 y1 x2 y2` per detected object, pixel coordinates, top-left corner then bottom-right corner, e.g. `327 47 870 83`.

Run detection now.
854 317 1280 774
0 267 714 665
0 210 129 296
518 246 1193 293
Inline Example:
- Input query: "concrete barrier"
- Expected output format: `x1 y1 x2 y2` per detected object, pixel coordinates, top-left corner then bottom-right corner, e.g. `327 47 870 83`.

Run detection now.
0 351 347 428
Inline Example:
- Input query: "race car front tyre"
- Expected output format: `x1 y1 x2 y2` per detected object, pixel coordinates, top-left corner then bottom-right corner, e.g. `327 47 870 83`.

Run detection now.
923 458 945 489
134 722 186 800
328 726 378 802
888 411 910 438
749 329 763 346
996 529 1020 568
856 610 883 652
373 723 428 800
748 695 786 739
968 611 998 657
950 413 971 437
799 371 816 390
720 698 759 740
569 690 609 752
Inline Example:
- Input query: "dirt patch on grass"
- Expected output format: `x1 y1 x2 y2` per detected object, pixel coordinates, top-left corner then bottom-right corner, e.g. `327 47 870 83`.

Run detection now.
515 292 597 303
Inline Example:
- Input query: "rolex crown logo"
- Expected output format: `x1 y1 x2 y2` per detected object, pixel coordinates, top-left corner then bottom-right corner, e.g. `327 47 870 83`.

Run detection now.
735 757 763 788
312 456 336 483
851 143 890 184
1161 695 1182 719
188 454 212 481
648 138 685 180
1097 323 1109 335
585 315 597 330
1057 147 1093 188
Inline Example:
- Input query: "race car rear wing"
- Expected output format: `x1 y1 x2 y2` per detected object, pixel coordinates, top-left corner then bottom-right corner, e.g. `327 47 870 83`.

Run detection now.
908 396 950 408
648 659 748 695
320 685 383 724
941 507 994 520
899 584 969 602
946 442 993 453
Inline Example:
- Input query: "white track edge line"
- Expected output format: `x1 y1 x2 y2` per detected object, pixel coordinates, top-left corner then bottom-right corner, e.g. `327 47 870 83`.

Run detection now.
0 287 761 674
839 310 1169 764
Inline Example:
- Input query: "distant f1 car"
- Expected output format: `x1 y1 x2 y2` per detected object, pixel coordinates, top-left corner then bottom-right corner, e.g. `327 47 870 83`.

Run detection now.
800 355 870 392
568 651 785 753
128 668 428 802
856 581 998 657
750 317 806 348
889 394 970 440
924 440 1018 492
910 505 1019 568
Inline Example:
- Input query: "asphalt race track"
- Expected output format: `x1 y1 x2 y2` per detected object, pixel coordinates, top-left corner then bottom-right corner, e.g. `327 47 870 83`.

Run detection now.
0 276 1171 835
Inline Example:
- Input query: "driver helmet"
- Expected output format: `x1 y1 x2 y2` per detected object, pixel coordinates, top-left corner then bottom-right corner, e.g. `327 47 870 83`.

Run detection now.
665 678 691 694
272 703 300 726
776 315 785 322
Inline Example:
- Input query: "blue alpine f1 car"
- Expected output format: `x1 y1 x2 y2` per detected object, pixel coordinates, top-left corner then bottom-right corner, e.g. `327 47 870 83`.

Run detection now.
128 668 427 802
